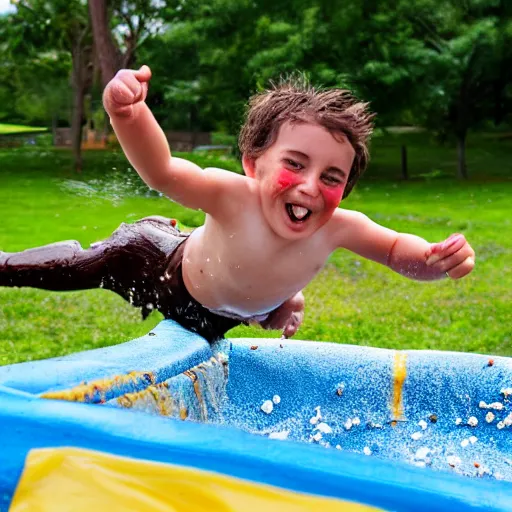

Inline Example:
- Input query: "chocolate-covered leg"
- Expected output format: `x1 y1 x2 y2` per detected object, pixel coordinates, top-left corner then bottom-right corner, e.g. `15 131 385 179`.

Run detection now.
0 216 184 319
0 241 107 290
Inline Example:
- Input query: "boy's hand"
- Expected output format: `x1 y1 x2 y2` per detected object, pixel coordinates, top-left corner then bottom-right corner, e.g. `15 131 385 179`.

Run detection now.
103 65 152 118
425 233 475 279
259 291 305 338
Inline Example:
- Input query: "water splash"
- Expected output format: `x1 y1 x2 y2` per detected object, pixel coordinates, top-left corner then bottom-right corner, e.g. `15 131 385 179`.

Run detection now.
109 353 229 423
57 167 161 206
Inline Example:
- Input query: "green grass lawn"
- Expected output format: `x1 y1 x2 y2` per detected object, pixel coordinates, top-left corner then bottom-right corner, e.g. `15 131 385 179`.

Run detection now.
0 123 48 135
0 132 511 365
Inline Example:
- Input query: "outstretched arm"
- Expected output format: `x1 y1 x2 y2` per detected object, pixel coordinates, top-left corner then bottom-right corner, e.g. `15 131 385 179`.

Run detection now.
103 66 246 215
387 231 474 280
334 210 475 281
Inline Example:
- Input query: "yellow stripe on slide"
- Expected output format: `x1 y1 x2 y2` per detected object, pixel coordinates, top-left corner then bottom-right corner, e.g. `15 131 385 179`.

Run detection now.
10 447 384 512
391 352 407 421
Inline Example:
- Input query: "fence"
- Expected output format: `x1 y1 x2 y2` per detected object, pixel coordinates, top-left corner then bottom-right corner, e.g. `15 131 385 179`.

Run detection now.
54 128 211 151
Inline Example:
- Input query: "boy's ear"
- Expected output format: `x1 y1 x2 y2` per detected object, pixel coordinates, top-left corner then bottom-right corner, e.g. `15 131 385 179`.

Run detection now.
242 154 256 178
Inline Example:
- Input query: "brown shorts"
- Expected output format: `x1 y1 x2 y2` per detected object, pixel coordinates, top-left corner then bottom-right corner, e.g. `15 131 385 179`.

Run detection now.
0 216 243 342
160 238 245 341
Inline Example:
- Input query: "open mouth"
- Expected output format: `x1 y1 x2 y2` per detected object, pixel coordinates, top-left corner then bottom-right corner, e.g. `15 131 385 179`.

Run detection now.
286 203 312 223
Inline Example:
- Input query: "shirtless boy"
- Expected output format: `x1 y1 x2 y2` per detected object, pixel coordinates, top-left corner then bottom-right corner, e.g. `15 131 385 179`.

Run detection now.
0 66 475 342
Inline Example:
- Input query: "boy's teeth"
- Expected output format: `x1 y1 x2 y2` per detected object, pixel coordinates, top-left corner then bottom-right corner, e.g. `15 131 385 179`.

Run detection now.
292 205 309 219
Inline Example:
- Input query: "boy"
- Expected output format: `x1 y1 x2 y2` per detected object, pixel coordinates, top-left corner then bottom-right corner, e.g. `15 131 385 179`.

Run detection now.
0 66 475 342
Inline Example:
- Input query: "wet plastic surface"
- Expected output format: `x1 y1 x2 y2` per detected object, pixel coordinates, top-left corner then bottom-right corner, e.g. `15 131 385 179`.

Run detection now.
1 319 511 511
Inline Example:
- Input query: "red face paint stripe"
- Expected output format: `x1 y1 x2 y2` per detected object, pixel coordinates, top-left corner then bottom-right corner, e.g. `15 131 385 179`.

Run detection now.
319 184 344 210
276 169 301 191
275 168 344 210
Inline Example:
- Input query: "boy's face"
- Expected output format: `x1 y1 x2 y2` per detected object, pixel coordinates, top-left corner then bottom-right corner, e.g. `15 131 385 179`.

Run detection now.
244 121 355 241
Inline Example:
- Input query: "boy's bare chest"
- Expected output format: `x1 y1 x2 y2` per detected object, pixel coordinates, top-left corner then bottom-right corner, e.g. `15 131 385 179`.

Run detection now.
232 235 328 277
187 217 333 294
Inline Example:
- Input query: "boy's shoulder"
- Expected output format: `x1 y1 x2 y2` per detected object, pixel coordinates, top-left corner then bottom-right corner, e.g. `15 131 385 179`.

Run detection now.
203 165 258 195
327 208 375 247
197 164 260 216
331 207 369 226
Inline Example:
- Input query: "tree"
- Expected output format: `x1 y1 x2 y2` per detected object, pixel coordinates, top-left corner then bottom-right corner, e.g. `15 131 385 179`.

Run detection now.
148 0 361 134
99 0 512 177
8 0 93 172
12 54 72 130
0 15 22 123
406 0 512 178
88 0 162 145
88 0 160 87
357 0 512 179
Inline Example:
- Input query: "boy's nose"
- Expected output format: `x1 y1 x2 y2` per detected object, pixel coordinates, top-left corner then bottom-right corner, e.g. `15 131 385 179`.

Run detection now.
297 174 320 197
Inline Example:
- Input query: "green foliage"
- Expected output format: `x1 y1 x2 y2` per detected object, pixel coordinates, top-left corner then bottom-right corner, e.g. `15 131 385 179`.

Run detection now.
5 0 89 56
1 0 511 175
14 54 72 126
134 0 512 152
0 1 81 126
399 0 512 137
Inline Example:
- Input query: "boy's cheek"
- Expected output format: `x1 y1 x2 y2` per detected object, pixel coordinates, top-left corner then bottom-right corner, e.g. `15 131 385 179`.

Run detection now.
320 185 344 210
276 168 301 191
273 169 345 210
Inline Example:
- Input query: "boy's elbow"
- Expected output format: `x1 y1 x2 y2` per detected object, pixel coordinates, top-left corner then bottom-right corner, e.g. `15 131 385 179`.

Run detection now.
136 162 174 192
143 175 163 190
144 175 171 195
385 235 400 268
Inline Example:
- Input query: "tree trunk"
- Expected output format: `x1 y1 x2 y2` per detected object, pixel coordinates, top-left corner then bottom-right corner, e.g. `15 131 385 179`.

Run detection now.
71 42 84 173
88 0 122 87
400 145 408 180
456 132 468 180
71 82 85 173
70 34 93 173
51 113 58 146
121 33 136 69
190 104 199 148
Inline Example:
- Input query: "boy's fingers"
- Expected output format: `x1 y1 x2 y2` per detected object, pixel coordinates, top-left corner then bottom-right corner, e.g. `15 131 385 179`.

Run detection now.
259 311 285 330
433 247 474 274
104 81 139 110
427 233 463 255
106 104 134 118
282 322 296 338
140 81 149 101
134 65 152 82
443 232 463 246
425 251 441 266
107 76 142 107
282 311 303 338
441 234 465 252
115 69 140 88
426 235 466 266
428 233 459 255
446 256 475 280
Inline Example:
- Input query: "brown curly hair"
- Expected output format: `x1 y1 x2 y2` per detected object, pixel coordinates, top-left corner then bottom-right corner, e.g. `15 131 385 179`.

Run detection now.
239 77 374 198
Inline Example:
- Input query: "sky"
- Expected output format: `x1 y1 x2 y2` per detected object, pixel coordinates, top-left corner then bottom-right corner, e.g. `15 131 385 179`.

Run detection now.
0 0 14 15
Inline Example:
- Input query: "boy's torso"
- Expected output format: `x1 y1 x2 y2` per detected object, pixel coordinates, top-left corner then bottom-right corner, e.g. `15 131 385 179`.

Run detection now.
181 190 339 319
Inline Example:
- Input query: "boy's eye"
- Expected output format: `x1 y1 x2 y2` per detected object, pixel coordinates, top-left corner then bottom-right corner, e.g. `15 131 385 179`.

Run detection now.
284 159 303 170
322 174 344 186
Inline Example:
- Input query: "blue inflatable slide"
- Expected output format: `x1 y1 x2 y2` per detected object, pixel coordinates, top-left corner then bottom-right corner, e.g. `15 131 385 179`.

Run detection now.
0 319 511 511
